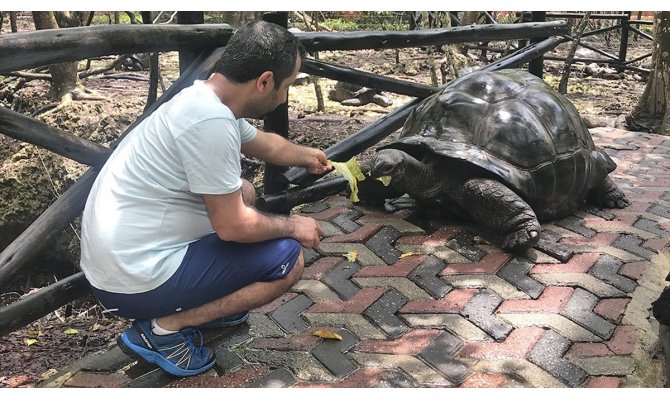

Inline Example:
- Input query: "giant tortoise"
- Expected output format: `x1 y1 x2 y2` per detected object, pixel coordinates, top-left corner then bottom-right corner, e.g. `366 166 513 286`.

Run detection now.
369 69 629 252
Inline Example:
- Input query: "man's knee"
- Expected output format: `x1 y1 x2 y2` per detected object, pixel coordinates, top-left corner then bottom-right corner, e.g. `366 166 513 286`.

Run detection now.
241 179 257 207
284 250 304 286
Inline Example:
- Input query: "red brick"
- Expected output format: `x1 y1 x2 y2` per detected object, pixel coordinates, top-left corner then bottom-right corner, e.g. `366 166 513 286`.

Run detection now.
323 223 383 243
619 261 647 281
307 287 386 313
460 373 510 388
531 253 600 274
615 214 639 225
594 298 630 323
623 201 653 212
63 371 129 388
457 327 545 359
5 375 32 388
591 127 628 138
497 286 574 313
361 209 413 220
302 257 344 280
565 342 614 359
400 288 478 313
354 254 427 278
606 325 637 355
300 206 348 221
584 219 639 233
248 332 322 351
584 376 623 388
560 232 619 246
644 237 670 252
441 252 511 275
396 227 459 245
354 328 442 355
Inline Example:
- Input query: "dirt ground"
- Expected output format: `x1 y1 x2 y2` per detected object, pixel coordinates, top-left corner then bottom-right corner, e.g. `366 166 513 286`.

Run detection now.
0 14 654 387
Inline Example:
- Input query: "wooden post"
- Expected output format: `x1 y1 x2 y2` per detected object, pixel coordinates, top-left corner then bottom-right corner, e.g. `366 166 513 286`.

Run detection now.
141 11 159 109
257 177 349 213
176 12 205 74
261 11 291 197
0 107 110 166
0 24 234 74
618 12 631 73
529 11 547 78
518 12 531 49
0 272 89 337
301 59 437 98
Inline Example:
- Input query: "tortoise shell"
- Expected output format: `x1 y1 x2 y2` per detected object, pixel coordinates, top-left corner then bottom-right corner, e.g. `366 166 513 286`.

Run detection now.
383 69 616 219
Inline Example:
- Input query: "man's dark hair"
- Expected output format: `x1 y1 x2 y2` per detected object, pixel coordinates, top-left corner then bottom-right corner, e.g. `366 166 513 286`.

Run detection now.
215 20 306 89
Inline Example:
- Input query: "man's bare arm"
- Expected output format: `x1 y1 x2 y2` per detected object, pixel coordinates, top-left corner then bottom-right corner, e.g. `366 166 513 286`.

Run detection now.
203 189 322 248
241 129 331 174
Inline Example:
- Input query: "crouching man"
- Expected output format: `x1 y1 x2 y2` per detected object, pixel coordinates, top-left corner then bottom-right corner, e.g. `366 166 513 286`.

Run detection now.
79 21 331 377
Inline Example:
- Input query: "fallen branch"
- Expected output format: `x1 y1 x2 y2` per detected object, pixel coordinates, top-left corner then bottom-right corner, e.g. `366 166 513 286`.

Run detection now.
5 71 52 81
78 55 126 79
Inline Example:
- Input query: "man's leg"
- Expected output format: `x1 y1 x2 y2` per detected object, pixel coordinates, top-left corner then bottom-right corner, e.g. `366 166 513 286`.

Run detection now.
155 251 303 331
115 242 303 377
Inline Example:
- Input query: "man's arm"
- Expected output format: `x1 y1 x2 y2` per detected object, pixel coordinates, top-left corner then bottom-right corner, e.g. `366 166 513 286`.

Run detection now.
203 188 323 248
241 129 331 174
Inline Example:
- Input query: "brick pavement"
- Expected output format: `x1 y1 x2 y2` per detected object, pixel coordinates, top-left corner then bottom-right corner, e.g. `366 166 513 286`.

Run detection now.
39 128 670 388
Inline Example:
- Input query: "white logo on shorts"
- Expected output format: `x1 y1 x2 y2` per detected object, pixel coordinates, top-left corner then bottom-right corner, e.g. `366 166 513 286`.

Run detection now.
280 263 289 275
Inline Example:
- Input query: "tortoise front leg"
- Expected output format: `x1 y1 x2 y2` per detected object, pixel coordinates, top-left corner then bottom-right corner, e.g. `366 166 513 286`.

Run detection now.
587 176 630 209
459 178 541 253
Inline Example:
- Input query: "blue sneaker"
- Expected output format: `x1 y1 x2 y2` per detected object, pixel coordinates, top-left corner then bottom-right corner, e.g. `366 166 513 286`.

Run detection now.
117 320 215 377
197 311 249 329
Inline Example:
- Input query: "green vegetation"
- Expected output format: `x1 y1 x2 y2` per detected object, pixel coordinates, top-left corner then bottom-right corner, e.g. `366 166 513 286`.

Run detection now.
91 12 135 25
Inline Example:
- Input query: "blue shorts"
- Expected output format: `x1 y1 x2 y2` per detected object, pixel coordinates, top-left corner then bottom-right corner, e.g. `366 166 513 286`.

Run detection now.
91 233 302 319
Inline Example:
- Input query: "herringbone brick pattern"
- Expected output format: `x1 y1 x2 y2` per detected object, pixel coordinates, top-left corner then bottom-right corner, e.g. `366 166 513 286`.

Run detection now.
40 128 670 388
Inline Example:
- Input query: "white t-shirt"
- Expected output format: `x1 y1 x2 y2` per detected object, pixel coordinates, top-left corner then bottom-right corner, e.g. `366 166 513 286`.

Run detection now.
80 80 257 294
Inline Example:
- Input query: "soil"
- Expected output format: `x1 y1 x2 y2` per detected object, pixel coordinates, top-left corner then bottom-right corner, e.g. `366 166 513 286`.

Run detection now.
0 14 654 387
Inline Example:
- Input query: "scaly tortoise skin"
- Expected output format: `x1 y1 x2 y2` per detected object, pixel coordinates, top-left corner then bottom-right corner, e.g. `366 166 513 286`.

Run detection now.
370 69 629 252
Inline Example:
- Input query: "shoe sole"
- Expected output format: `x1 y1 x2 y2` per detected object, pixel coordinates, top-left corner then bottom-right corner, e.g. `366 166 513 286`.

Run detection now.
117 332 215 377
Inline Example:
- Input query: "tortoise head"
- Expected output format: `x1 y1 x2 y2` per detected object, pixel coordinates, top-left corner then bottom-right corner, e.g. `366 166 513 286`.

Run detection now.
370 149 426 190
370 149 408 176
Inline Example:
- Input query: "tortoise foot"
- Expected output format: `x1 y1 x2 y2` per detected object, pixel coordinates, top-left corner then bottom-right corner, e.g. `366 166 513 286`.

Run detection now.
601 187 630 209
588 176 630 209
500 219 541 253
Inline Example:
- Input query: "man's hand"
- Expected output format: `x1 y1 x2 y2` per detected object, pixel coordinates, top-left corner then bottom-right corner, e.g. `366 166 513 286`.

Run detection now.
289 214 323 248
304 148 332 175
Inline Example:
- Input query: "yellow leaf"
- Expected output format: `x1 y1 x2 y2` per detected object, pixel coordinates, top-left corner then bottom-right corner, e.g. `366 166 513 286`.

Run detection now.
376 176 392 186
24 338 38 346
399 252 417 259
329 157 365 203
311 329 343 340
345 251 358 262
64 328 79 335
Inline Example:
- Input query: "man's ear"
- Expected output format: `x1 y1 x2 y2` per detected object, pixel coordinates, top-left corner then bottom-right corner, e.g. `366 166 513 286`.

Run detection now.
256 71 274 94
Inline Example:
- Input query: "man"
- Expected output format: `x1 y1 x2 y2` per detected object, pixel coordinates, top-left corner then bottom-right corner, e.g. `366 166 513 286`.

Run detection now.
79 21 331 377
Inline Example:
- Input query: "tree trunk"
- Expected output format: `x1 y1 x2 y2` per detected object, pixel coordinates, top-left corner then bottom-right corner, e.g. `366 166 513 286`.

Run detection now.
32 12 81 99
628 12 670 134
9 11 18 32
423 12 439 87
559 12 591 94
461 11 480 25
